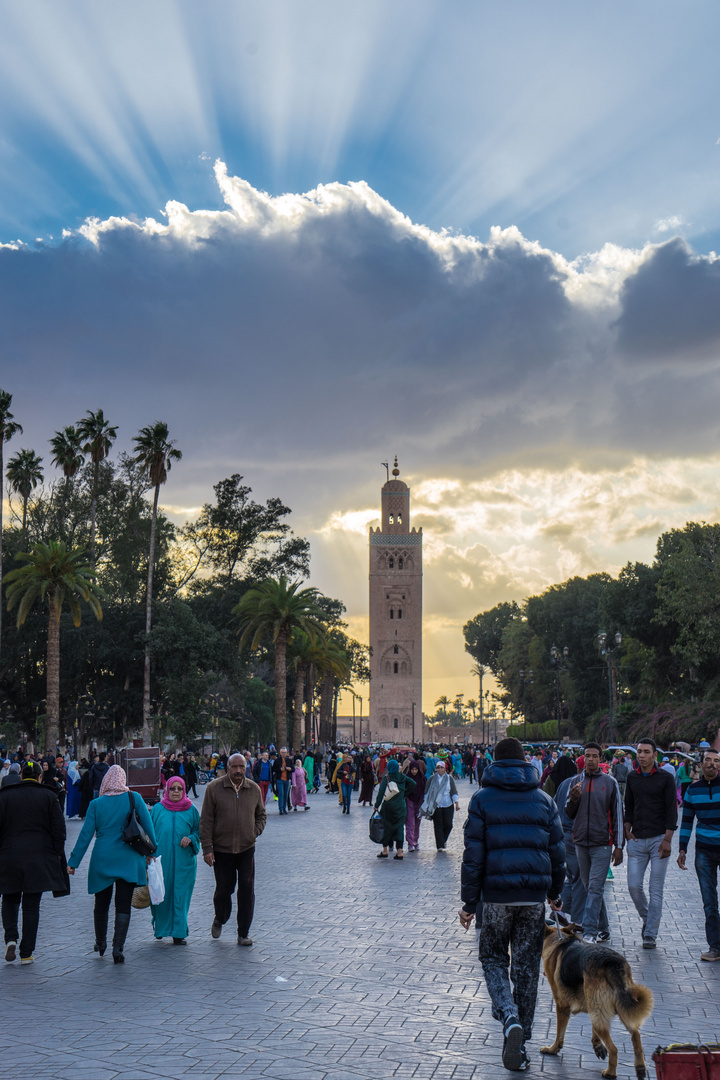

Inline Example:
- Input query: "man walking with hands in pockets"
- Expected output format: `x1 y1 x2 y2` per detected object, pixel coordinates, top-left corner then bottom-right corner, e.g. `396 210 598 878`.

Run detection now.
200 754 266 946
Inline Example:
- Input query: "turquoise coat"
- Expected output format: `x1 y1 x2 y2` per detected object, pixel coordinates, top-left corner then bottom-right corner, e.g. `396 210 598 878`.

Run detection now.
68 791 157 894
149 802 200 939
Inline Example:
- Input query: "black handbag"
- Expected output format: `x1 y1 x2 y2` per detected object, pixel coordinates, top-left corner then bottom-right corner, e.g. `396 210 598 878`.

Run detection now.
369 809 385 845
122 792 157 857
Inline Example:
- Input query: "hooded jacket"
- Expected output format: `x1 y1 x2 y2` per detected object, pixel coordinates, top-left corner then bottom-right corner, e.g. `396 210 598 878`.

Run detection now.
461 758 565 908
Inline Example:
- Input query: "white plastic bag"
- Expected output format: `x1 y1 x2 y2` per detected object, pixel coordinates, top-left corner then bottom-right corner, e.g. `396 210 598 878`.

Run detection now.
147 856 165 905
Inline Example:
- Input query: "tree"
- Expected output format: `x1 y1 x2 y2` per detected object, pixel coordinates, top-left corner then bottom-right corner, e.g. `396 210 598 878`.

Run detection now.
464 600 521 676
6 447 43 545
234 576 326 748
132 421 182 742
77 409 117 570
0 389 22 660
4 541 103 751
50 425 85 533
434 695 451 721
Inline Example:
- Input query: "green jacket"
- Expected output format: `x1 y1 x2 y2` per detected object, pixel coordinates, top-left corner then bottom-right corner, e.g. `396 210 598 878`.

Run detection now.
374 772 416 826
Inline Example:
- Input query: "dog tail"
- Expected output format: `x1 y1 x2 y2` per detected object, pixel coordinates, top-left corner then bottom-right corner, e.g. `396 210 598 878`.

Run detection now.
617 982 654 1028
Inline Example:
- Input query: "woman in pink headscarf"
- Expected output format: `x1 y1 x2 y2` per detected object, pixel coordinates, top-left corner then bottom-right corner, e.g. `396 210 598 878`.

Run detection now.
68 765 157 963
149 777 200 943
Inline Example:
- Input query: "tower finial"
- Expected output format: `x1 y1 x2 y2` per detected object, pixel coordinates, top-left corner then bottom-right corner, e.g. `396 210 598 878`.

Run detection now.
392 455 399 477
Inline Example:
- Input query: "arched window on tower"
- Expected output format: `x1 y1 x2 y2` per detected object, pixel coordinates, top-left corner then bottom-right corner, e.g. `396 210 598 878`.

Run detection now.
393 645 399 654
398 513 402 524
398 556 403 569
389 609 394 619
398 608 402 619
388 557 394 568
393 718 399 729
393 662 399 674
389 514 394 524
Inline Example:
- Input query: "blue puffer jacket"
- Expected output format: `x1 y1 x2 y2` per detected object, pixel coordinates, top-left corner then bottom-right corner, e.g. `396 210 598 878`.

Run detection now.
461 758 565 908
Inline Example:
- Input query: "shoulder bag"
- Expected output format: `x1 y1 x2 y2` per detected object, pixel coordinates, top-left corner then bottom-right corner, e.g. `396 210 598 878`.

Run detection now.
121 791 157 857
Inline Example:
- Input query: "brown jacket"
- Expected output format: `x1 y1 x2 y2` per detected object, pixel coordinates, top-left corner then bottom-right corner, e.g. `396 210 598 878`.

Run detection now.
199 775 266 856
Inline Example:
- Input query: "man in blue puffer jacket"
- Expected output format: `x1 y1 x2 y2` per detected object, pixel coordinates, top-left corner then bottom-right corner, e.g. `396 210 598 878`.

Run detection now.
459 737 565 1073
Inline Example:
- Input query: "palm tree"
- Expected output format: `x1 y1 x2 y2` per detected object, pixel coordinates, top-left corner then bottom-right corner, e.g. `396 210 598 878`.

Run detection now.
4 541 103 752
50 425 85 532
289 629 326 754
234 576 326 748
434 694 451 720
467 698 478 726
0 389 22 659
132 421 182 743
7 447 43 546
77 409 117 569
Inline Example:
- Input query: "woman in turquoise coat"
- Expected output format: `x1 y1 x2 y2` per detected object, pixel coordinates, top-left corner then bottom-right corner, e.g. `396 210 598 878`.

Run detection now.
68 764 157 964
150 777 200 944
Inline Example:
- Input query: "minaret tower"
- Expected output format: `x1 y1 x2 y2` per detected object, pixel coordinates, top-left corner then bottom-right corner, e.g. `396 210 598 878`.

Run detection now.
368 457 423 741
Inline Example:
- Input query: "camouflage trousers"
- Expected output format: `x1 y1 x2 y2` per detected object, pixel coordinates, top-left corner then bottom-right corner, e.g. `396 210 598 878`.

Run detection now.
477 902 546 1040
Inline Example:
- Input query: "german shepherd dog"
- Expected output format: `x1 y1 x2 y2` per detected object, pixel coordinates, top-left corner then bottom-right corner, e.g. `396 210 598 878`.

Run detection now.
540 922 654 1078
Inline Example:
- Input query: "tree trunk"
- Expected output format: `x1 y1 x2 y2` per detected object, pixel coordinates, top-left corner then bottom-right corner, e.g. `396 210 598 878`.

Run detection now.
0 438 4 661
46 598 60 754
331 685 339 743
22 494 28 549
142 483 160 744
90 458 98 570
304 664 315 748
292 662 306 755
274 626 289 748
319 672 333 744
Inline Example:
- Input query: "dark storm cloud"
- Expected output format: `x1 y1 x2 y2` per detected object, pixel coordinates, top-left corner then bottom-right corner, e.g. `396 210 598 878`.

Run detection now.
616 238 720 360
1 167 719 507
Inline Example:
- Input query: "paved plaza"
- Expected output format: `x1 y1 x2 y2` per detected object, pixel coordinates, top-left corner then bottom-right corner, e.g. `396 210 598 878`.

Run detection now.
2 779 719 1080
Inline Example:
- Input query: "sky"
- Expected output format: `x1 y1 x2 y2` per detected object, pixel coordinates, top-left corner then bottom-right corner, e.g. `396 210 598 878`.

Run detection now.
1 0 720 717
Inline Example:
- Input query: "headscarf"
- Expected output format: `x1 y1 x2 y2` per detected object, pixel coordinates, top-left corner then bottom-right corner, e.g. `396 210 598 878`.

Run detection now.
99 764 129 796
161 775 193 812
9 763 20 774
406 762 426 805
40 762 57 785
549 756 577 788
67 760 81 784
387 759 400 775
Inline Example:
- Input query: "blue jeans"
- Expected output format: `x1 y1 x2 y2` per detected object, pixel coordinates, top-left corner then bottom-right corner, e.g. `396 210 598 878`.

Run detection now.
575 844 611 937
341 782 353 811
276 779 290 814
695 849 720 952
627 835 670 940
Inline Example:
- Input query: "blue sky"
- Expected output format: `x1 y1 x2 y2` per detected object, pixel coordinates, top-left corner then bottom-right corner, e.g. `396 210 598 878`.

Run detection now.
2 0 720 709
1 1 719 255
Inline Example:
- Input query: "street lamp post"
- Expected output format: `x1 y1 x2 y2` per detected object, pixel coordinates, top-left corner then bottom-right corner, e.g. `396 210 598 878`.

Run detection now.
519 668 534 741
550 644 570 745
412 701 416 745
597 631 622 743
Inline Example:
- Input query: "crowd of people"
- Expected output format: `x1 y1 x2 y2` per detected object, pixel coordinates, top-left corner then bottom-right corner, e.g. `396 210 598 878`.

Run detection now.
2 731 719 1073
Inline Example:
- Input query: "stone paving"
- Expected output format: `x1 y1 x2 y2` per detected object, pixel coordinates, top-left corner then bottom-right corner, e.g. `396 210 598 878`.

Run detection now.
1 775 719 1080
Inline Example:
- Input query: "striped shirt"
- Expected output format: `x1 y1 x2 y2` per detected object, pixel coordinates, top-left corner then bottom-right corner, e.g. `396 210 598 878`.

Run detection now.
679 776 720 853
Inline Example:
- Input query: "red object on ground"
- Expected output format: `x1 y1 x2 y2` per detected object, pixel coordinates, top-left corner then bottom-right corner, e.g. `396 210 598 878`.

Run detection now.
653 1045 720 1079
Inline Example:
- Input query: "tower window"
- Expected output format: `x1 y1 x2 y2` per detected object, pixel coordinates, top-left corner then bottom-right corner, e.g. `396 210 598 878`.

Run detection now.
398 557 403 569
393 718 399 729
393 662 399 674
398 608 402 619
398 513 402 524
388 557 394 568
389 514 394 524
393 645 399 654
390 609 394 619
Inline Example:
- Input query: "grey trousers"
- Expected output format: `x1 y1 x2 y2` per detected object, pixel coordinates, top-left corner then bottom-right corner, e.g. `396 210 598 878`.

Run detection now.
478 902 546 1041
626 834 669 940
563 841 609 932
576 844 612 937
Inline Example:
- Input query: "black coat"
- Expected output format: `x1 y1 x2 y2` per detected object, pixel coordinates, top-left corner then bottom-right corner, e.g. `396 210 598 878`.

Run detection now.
0 780 67 893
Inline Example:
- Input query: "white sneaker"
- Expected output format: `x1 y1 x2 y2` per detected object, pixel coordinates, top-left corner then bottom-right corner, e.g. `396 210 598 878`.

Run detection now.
582 934 597 944
4 941 17 962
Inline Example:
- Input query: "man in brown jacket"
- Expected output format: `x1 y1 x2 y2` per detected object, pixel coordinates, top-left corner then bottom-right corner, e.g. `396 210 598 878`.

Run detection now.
199 753 266 946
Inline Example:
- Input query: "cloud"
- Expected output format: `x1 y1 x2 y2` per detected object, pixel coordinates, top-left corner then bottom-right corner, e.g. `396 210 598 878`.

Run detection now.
655 215 686 233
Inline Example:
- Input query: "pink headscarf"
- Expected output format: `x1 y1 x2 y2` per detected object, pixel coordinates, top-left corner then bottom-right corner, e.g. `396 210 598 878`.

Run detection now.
161 775 193 812
99 764 129 796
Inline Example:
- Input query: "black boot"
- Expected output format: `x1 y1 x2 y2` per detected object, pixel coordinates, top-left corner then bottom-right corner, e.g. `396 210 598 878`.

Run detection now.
112 913 131 964
93 910 108 956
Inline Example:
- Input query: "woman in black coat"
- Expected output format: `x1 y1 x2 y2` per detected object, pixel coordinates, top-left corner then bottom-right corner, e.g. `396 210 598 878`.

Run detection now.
0 762 67 963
